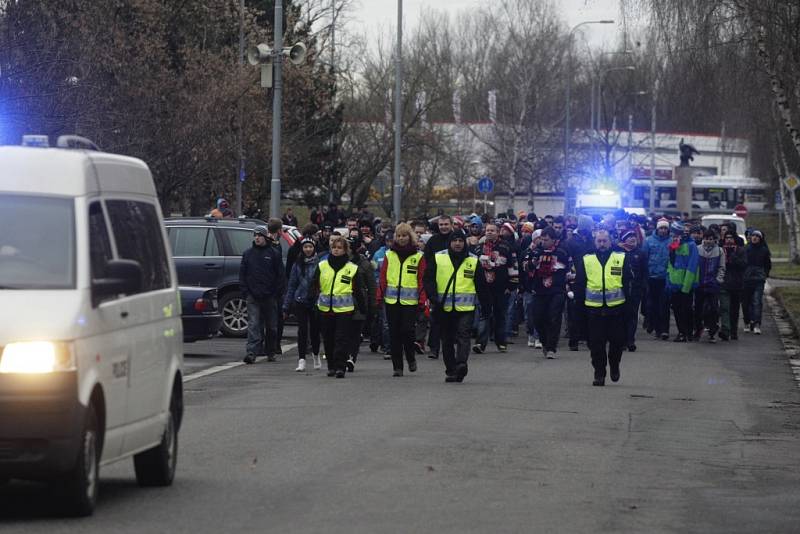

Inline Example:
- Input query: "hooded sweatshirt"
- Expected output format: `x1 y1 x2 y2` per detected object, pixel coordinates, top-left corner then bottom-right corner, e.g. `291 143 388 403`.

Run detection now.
666 235 699 294
697 243 726 293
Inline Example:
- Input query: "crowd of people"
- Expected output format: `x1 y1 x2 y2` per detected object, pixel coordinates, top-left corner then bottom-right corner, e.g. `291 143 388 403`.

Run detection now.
238 206 773 385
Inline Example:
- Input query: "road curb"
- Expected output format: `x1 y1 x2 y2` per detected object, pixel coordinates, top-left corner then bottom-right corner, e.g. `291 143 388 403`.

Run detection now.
765 282 800 388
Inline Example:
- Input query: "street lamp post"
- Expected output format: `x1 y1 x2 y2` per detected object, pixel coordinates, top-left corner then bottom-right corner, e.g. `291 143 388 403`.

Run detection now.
393 0 403 223
269 0 284 219
564 20 614 175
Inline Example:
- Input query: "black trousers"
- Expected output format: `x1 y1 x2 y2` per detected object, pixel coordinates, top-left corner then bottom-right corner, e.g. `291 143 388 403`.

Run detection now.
532 292 565 353
587 311 625 379
386 303 418 371
693 289 720 336
320 313 353 372
349 319 364 360
567 298 586 347
294 304 320 359
670 291 692 336
439 310 473 376
646 278 670 336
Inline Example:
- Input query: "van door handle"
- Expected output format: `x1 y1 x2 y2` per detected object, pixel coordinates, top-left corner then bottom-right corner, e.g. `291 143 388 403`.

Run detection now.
121 311 129 318
204 263 221 269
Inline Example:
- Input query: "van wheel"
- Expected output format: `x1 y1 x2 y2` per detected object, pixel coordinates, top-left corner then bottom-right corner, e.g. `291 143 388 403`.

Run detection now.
133 393 178 487
59 404 99 517
220 292 248 337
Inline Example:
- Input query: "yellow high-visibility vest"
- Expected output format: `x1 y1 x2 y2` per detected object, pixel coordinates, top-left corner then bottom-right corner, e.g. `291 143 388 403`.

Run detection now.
583 252 626 308
434 250 478 312
317 260 359 313
384 250 422 305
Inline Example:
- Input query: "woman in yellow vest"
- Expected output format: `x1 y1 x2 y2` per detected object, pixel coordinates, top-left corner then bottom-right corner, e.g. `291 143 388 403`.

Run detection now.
423 230 489 383
313 235 367 378
377 223 427 377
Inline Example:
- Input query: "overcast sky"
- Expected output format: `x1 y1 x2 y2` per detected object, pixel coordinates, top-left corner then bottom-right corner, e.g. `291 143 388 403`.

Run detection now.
348 0 622 48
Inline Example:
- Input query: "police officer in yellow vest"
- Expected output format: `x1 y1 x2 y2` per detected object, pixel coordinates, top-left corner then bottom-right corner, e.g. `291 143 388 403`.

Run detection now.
313 235 367 378
378 223 427 377
423 230 489 383
574 229 632 386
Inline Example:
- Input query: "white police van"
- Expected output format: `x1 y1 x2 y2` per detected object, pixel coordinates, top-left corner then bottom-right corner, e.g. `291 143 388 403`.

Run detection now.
0 135 183 516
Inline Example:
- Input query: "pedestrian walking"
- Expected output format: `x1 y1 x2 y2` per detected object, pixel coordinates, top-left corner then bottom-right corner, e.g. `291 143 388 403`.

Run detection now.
667 222 699 342
423 230 488 383
742 230 771 335
719 231 746 340
378 223 426 377
643 218 672 340
564 215 594 350
313 236 367 378
617 228 648 351
423 215 454 359
522 226 569 359
345 233 376 372
239 225 286 364
474 222 515 353
574 229 632 386
283 238 321 371
693 229 726 342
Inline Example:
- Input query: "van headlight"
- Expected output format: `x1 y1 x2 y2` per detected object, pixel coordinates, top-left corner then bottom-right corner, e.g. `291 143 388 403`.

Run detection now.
0 342 76 374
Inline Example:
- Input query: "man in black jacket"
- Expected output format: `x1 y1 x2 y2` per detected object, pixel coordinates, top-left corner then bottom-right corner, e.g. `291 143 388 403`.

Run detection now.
563 215 595 350
423 215 453 359
522 226 569 358
240 224 286 363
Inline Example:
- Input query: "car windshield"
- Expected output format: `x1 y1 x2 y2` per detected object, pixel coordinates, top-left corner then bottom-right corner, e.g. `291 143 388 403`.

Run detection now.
0 194 76 289
703 217 745 236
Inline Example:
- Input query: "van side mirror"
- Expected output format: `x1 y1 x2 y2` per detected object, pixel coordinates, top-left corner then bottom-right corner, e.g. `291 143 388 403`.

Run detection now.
92 259 143 307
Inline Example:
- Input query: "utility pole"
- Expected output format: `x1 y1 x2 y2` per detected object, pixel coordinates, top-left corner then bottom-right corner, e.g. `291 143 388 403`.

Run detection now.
329 0 336 204
237 0 245 217
393 0 403 223
270 0 284 218
649 78 658 214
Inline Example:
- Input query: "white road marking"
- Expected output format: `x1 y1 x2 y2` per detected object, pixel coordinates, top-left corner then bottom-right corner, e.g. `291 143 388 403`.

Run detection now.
183 343 298 383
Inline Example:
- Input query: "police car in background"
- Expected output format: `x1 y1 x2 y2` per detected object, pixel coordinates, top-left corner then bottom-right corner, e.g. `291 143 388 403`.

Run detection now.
0 135 183 516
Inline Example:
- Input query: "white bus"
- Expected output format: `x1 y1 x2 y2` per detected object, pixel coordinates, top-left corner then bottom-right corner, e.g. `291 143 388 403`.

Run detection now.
629 175 768 211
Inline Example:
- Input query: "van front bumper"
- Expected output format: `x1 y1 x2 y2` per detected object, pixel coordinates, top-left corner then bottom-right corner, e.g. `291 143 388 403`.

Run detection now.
0 372 85 479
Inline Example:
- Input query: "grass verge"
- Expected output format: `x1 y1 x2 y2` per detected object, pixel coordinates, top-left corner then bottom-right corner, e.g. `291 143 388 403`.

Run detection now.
774 286 800 335
771 262 800 280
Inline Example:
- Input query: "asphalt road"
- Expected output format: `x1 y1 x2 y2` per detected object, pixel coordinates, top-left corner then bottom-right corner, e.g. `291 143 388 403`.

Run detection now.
3 315 800 533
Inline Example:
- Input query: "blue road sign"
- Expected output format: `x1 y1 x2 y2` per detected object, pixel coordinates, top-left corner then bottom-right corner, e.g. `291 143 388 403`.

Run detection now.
477 176 494 194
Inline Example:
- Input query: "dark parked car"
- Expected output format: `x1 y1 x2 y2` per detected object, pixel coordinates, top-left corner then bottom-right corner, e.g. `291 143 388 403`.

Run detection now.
180 286 222 342
164 217 300 337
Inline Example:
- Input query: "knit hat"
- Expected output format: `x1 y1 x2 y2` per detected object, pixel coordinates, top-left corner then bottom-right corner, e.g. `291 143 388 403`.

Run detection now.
300 237 315 247
469 215 483 230
620 230 636 242
448 229 467 243
751 230 763 238
656 218 669 229
670 221 684 234
253 225 268 237
501 222 516 236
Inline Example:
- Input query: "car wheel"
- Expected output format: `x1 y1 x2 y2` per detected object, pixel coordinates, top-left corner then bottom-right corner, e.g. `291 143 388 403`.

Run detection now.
59 403 99 517
133 391 179 487
219 292 248 337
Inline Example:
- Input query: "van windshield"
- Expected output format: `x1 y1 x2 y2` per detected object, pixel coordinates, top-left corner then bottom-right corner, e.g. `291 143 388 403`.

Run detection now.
0 194 76 289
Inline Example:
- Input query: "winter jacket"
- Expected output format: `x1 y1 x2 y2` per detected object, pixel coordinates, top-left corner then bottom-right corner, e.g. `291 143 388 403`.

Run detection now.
521 244 569 295
615 245 648 298
239 239 286 300
721 244 746 291
423 231 451 263
477 238 516 293
351 252 376 321
697 244 726 293
283 256 319 310
666 237 699 295
422 250 490 313
376 245 428 305
574 249 633 316
643 232 671 280
743 242 771 285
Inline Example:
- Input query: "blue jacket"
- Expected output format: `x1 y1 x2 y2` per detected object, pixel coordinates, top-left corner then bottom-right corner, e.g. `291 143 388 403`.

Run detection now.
283 256 319 310
644 233 670 280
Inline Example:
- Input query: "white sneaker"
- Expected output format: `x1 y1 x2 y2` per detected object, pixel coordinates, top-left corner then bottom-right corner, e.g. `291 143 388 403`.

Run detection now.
312 354 322 369
547 351 557 359
295 359 306 372
753 325 762 335
534 339 542 349
527 335 536 347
